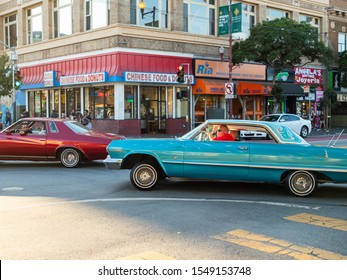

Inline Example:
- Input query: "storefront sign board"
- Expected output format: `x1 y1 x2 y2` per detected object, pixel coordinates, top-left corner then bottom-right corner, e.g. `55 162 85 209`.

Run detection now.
125 72 194 84
294 67 323 84
60 72 107 86
44 71 55 87
195 60 266 80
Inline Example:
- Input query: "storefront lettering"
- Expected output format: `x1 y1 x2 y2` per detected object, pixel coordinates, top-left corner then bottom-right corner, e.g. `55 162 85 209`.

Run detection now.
60 72 106 85
197 63 214 75
294 67 323 84
125 72 195 84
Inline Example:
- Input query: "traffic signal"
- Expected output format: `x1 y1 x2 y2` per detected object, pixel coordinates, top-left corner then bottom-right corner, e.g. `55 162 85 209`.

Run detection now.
176 65 184 83
15 70 22 88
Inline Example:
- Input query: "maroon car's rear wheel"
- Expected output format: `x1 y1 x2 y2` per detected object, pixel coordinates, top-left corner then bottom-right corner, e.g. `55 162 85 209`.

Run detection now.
130 162 158 190
286 170 316 197
60 148 81 168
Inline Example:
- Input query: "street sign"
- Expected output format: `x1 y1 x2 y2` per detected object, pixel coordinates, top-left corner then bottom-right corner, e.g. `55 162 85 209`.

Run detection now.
225 82 236 99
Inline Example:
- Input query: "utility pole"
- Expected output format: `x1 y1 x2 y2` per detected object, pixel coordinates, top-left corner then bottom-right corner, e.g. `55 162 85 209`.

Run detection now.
228 0 234 118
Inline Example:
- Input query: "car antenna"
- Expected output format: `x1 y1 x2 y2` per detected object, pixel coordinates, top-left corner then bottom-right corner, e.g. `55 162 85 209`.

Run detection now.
332 129 344 148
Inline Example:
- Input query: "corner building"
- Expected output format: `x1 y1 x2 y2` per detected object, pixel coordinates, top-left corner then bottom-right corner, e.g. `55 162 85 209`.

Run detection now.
0 0 331 135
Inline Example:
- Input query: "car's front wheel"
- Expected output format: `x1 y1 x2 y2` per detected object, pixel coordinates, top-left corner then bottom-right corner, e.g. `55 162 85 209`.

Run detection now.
286 170 316 197
60 148 81 168
130 162 159 190
300 126 309 138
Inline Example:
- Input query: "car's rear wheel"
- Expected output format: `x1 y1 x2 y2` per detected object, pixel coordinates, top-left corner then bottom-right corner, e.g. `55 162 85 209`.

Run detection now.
130 162 158 190
286 170 316 197
300 126 309 138
60 148 81 168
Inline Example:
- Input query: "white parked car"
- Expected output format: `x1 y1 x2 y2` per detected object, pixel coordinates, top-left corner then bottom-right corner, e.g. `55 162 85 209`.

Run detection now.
259 114 312 138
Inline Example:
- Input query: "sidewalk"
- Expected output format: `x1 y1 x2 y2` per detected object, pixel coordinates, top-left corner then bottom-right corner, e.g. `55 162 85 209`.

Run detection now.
309 127 346 137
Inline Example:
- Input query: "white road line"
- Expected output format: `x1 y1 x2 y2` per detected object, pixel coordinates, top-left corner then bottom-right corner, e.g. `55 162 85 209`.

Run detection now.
0 197 320 212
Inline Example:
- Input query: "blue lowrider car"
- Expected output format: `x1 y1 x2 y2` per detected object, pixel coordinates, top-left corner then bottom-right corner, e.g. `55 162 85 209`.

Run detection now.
104 120 347 197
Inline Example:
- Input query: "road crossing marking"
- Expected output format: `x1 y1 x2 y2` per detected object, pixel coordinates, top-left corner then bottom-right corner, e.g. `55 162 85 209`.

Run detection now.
213 229 347 260
284 213 347 232
117 251 175 260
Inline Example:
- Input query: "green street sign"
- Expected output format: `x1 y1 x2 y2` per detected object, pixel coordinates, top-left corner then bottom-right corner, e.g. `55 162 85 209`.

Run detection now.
218 3 242 36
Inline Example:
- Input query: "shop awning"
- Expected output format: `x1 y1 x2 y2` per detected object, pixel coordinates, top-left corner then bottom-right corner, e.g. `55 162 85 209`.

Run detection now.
237 82 271 95
282 84 308 96
192 79 226 95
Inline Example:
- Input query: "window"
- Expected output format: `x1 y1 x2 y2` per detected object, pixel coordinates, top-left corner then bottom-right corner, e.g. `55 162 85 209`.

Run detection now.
232 2 256 40
338 33 347 54
85 0 110 30
84 86 114 119
130 0 168 29
28 90 47 117
124 86 138 119
266 8 290 21
53 0 72 38
299 14 320 33
27 6 43 44
184 0 216 35
4 14 17 47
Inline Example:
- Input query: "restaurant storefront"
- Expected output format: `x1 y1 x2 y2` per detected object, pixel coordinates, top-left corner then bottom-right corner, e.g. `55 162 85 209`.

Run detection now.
192 59 267 125
20 51 194 136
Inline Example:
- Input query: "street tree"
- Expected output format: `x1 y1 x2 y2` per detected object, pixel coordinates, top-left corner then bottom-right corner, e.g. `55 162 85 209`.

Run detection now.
232 17 333 113
0 53 13 97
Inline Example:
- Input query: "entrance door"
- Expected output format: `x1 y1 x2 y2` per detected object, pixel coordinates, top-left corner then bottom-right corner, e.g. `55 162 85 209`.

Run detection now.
140 87 159 133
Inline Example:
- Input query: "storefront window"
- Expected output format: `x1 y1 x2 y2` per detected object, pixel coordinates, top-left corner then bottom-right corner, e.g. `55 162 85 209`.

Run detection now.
176 86 188 118
61 89 66 117
49 89 59 117
84 86 114 119
28 90 47 117
124 86 138 119
167 87 173 118
66 88 81 116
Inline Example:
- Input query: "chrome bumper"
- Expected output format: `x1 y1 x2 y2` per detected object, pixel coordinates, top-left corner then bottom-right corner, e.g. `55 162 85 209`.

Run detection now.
103 156 122 170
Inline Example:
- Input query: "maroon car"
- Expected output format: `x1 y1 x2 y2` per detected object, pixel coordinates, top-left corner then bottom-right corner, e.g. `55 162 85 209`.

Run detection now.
0 117 125 168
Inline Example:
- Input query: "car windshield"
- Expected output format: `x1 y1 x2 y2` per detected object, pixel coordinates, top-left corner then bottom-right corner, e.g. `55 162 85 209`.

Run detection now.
181 122 206 140
259 115 280 122
65 121 90 133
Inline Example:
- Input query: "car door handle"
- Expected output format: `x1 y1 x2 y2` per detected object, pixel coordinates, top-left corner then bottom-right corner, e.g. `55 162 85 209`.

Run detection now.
238 146 248 151
40 139 46 141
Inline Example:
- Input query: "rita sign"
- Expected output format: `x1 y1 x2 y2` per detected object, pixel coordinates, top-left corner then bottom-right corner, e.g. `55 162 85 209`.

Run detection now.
294 67 323 85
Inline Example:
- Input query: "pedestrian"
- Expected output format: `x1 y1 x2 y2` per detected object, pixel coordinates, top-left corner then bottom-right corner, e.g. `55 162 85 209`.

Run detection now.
69 109 76 120
82 110 93 130
5 110 11 127
20 109 29 118
50 110 59 118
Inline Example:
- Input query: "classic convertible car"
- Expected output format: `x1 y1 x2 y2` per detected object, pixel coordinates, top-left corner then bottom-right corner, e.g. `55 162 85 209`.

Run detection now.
0 117 125 167
104 119 347 197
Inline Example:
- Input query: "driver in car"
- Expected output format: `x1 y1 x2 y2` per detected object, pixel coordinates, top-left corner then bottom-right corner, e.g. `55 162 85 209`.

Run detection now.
209 125 235 141
20 124 32 134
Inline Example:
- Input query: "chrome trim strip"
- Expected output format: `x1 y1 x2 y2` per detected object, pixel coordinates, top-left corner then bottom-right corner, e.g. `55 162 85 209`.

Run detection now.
161 160 347 173
0 155 49 160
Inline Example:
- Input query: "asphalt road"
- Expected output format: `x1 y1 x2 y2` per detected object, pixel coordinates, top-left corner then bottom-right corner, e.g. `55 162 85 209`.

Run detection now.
1 158 347 261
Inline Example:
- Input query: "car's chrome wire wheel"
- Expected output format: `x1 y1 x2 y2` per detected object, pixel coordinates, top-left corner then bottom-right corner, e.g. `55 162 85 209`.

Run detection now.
287 170 316 197
60 148 81 168
131 163 158 190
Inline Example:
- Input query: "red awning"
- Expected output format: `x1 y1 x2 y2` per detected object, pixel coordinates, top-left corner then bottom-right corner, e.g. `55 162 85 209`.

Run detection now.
21 52 193 85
